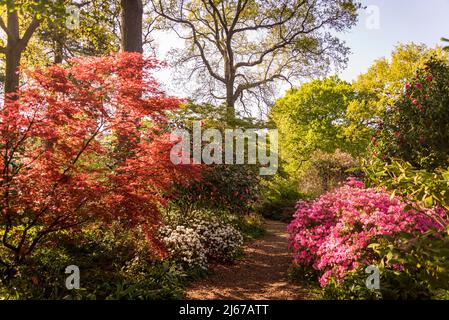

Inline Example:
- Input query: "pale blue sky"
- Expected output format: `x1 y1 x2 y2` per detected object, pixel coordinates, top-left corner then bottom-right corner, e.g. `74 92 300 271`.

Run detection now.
340 0 449 81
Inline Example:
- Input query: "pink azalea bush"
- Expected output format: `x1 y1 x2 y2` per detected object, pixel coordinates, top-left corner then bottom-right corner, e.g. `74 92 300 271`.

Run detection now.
288 178 447 287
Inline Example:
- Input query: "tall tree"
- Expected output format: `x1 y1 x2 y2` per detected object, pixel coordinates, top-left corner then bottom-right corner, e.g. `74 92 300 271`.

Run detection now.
270 77 359 177
36 0 121 64
0 1 49 96
120 0 143 53
0 1 125 97
152 0 361 124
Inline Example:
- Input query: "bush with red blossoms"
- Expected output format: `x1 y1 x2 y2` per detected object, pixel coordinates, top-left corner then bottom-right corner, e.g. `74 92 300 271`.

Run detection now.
287 178 447 287
371 57 449 170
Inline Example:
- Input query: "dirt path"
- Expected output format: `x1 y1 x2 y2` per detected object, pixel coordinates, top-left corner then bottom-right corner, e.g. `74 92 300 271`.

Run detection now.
186 220 311 300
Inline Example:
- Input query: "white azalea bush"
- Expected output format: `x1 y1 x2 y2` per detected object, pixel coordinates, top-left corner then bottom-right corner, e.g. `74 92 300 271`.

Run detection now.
158 225 208 269
193 218 243 262
158 216 243 269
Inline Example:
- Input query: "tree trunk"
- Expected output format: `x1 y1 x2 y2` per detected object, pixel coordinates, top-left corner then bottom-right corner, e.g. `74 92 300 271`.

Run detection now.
53 31 65 64
4 5 21 96
116 0 143 164
120 0 143 53
4 47 21 95
226 86 236 126
224 53 236 126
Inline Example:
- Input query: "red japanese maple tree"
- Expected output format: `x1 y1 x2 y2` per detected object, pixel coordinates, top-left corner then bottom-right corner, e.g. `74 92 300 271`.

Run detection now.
0 53 198 271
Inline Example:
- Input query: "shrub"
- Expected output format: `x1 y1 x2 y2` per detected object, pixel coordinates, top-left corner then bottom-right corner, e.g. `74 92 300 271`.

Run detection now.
298 149 359 197
158 215 243 269
373 57 449 170
0 224 188 300
322 228 449 300
288 178 447 288
193 217 244 262
169 102 263 216
363 158 449 213
370 230 449 299
257 176 304 221
321 267 383 300
171 164 260 215
158 225 208 270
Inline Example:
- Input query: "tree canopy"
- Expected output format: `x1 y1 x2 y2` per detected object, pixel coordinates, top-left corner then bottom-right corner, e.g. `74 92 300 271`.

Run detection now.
270 76 362 177
152 0 361 122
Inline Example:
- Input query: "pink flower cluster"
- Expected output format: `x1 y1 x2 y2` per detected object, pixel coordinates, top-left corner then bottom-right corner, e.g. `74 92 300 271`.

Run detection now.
287 178 447 287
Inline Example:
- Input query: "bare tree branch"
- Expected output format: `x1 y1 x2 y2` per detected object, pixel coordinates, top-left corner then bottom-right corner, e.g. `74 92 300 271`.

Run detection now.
152 0 360 117
154 0 226 84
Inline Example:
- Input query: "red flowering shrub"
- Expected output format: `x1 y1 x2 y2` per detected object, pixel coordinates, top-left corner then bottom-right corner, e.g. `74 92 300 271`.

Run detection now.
287 178 447 287
372 57 449 169
0 53 199 271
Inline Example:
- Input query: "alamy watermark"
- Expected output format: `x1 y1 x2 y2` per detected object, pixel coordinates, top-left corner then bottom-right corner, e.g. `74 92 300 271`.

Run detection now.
170 122 279 175
365 265 380 290
65 265 80 290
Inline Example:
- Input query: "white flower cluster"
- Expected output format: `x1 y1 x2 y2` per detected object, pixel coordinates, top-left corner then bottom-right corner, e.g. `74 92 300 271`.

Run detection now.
192 218 243 262
158 218 243 269
159 225 208 269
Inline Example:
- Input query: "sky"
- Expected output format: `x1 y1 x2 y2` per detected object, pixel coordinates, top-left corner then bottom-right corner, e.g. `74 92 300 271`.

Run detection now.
339 0 449 81
152 0 449 103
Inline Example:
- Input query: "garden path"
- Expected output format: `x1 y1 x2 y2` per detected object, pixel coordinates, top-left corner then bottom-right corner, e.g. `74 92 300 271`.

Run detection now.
186 220 311 300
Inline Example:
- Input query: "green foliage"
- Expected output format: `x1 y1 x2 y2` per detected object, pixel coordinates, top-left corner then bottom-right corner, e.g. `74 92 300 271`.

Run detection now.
322 229 449 300
35 0 120 63
363 158 449 213
288 264 323 299
101 260 188 300
257 176 305 221
322 267 382 300
271 76 366 178
370 230 449 299
0 0 66 20
0 224 189 300
345 44 448 151
323 262 437 300
238 213 266 240
173 102 268 130
1 0 119 72
442 37 449 51
373 57 449 170
289 264 321 285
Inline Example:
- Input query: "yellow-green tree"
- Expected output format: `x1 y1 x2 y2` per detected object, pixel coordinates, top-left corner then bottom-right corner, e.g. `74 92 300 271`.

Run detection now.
270 77 363 178
344 43 448 144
